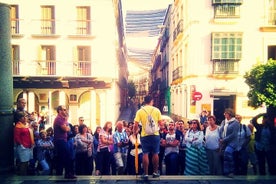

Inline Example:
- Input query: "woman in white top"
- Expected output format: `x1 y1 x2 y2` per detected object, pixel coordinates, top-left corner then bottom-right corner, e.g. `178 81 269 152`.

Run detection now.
205 115 222 175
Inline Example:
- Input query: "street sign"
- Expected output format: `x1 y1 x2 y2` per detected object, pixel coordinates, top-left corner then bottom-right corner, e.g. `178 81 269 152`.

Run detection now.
193 91 202 101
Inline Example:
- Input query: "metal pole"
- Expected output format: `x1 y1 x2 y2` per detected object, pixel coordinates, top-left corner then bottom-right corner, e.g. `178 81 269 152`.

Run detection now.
0 3 14 174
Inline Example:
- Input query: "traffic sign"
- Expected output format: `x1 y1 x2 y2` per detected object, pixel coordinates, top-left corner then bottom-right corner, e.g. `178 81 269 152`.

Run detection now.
193 91 202 101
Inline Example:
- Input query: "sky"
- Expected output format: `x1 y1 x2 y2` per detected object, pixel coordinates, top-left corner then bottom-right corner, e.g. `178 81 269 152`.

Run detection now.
121 0 173 11
121 0 173 72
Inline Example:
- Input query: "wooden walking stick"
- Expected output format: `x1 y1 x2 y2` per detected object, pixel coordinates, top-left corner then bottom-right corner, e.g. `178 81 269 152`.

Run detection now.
135 133 139 177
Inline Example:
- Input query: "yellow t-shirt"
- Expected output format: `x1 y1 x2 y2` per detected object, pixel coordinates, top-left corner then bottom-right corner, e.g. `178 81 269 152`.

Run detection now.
134 105 161 137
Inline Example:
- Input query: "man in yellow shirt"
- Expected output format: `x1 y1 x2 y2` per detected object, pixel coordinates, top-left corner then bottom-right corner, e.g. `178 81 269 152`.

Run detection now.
134 95 162 179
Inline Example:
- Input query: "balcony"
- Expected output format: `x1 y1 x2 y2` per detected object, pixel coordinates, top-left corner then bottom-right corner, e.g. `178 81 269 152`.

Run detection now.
214 5 240 19
13 59 93 77
172 66 183 81
160 28 169 52
73 61 91 76
11 19 24 38
173 19 183 42
31 19 60 38
213 60 238 74
36 60 56 75
12 59 21 75
260 9 276 32
212 0 243 4
68 20 94 39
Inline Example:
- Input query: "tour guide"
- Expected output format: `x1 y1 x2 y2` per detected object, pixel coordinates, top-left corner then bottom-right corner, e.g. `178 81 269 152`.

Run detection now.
133 95 162 180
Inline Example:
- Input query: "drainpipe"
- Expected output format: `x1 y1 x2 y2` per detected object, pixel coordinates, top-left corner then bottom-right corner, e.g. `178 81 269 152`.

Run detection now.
0 3 14 174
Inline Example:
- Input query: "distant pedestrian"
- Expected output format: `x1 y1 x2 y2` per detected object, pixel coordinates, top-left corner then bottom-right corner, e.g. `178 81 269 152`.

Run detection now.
75 124 93 175
247 123 258 175
14 111 35 175
162 121 180 175
36 130 54 175
93 126 101 176
97 121 113 175
233 115 251 175
184 119 209 175
53 105 77 179
205 115 222 175
113 121 129 175
219 108 239 177
251 113 275 175
127 127 143 175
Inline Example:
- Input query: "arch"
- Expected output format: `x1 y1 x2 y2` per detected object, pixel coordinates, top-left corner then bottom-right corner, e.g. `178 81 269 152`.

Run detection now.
78 91 92 128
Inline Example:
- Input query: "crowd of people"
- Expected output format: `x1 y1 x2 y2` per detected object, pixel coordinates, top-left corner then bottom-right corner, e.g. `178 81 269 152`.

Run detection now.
13 96 276 179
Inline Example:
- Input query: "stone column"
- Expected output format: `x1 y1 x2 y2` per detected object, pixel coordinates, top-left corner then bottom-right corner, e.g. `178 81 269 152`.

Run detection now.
0 3 14 174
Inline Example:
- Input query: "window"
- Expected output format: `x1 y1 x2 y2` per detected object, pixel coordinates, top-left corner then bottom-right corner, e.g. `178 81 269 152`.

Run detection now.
212 32 242 60
77 46 91 76
41 6 55 34
39 46 56 75
212 32 241 74
12 45 20 75
11 5 19 34
268 0 276 25
70 94 77 102
212 0 242 18
76 6 91 35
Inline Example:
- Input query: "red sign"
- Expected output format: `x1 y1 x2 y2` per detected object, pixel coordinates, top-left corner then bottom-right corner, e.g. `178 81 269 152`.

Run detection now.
193 91 202 101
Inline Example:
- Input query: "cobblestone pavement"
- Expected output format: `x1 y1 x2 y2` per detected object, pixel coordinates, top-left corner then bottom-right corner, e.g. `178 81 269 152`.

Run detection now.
1 175 276 184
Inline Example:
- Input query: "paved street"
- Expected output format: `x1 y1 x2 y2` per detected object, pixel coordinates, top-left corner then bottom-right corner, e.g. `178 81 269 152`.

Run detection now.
1 175 276 184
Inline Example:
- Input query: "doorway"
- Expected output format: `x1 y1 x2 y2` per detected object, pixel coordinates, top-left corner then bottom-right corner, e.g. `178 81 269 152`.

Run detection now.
213 95 235 125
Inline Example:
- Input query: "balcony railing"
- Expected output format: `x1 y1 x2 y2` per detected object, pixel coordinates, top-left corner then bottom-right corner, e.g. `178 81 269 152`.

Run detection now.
12 60 94 77
268 9 276 25
41 19 55 34
11 18 20 34
213 60 238 74
212 0 243 4
214 5 240 18
68 20 91 36
172 66 183 81
12 59 21 75
160 28 169 52
31 19 56 36
173 19 183 41
36 60 56 75
73 61 91 76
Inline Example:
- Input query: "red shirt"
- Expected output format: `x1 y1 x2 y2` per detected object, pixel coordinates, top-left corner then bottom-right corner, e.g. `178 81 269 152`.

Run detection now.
14 123 33 148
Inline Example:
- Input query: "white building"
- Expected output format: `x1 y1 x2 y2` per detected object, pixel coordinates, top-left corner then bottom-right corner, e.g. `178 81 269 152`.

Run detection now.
3 0 128 130
168 0 271 123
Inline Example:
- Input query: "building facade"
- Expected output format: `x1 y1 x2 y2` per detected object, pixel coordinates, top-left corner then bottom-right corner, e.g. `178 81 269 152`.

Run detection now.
154 0 274 123
4 0 128 130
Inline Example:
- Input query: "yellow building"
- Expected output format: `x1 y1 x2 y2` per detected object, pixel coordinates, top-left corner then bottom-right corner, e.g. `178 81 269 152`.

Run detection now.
3 0 128 130
165 0 271 123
